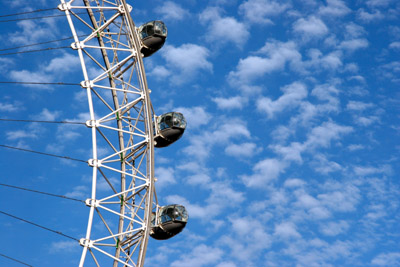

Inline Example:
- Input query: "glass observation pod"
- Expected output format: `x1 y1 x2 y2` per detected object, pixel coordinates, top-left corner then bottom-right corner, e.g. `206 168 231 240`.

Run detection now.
138 20 167 57
150 205 189 240
154 112 186 148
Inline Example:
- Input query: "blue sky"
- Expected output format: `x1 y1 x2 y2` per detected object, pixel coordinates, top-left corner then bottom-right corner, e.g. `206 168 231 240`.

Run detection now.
1 0 400 266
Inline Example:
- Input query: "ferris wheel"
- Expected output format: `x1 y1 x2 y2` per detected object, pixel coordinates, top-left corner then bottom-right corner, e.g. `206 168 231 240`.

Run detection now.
58 0 188 266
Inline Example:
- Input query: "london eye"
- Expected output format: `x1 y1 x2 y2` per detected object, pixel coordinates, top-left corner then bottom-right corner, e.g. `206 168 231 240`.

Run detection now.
58 0 188 266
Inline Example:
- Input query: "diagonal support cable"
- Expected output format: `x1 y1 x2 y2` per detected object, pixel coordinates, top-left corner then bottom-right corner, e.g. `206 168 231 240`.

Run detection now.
0 183 85 203
0 210 79 241
0 252 35 267
0 144 87 163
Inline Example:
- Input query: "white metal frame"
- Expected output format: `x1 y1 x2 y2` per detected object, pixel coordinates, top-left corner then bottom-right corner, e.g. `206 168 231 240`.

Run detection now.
59 0 155 266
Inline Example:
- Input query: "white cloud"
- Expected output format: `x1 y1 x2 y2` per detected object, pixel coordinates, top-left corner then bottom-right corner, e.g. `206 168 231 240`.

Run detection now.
318 0 351 17
271 125 293 143
208 181 245 206
284 178 306 188
43 53 80 73
353 165 392 177
161 44 212 85
318 182 360 212
287 101 318 127
228 40 301 87
274 221 301 239
304 49 343 71
228 56 272 85
271 142 304 163
216 262 237 267
5 121 46 141
271 121 352 165
312 154 342 174
379 61 400 83
304 121 353 149
65 185 89 199
293 16 329 38
239 0 290 24
183 117 251 161
155 166 176 189
213 121 251 141
366 0 393 8
346 100 374 111
6 130 38 140
354 115 379 126
319 220 349 236
165 195 218 219
344 23 367 39
357 9 384 22
241 158 287 187
8 53 80 88
221 217 271 263
257 82 308 119
49 240 78 253
347 144 364 151
96 176 119 192
311 84 340 112
371 252 400 266
292 188 332 220
199 7 249 48
33 108 61 121
339 38 369 51
175 106 210 129
56 123 82 141
0 101 22 112
344 63 359 72
9 70 51 88
170 244 223 267
186 173 211 186
0 57 15 72
389 42 400 50
155 1 188 21
212 96 246 110
8 20 57 45
148 65 170 80
225 142 261 158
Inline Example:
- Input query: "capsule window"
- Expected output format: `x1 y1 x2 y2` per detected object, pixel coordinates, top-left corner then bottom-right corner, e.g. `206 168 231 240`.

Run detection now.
173 113 186 128
154 21 167 36
157 112 187 133
140 21 167 40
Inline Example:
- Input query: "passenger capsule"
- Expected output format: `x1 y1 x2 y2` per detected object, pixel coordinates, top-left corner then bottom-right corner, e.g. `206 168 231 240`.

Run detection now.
138 20 167 57
150 204 188 240
154 112 186 148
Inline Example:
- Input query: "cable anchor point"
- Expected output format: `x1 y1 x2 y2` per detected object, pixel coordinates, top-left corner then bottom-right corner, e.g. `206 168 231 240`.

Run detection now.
79 238 93 248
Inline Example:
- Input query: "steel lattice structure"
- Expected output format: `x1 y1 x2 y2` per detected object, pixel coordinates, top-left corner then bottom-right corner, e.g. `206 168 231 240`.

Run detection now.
59 0 156 266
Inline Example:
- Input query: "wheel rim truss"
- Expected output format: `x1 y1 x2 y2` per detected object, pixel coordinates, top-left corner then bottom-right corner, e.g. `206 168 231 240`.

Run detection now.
59 1 155 266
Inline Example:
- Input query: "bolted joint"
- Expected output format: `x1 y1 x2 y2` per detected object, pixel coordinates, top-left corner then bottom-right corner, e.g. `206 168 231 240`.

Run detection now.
79 238 93 248
87 159 100 167
57 3 70 11
145 180 151 187
71 42 84 50
118 4 133 14
85 198 99 207
80 80 93 88
85 120 99 128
